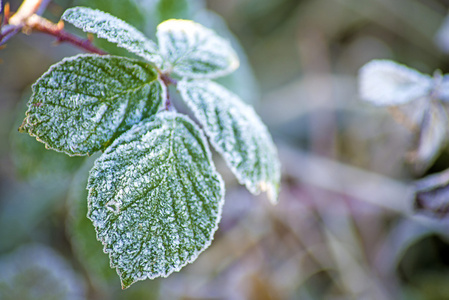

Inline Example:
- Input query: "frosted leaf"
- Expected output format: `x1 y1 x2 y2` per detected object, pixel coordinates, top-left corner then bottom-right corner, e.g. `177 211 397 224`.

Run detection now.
87 112 225 288
19 54 164 156
156 19 239 78
62 7 163 66
178 79 281 203
412 100 449 172
359 60 433 106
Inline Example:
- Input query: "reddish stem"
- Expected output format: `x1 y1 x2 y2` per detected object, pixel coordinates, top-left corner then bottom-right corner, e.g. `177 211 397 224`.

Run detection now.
31 19 106 55
159 72 177 111
0 0 106 55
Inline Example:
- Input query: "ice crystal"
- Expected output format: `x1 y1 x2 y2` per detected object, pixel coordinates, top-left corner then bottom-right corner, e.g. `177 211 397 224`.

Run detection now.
157 19 239 78
20 54 164 156
62 7 163 66
178 79 280 203
87 112 225 288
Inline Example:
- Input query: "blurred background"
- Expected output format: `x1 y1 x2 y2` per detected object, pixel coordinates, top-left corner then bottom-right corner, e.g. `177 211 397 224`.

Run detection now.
2 0 449 299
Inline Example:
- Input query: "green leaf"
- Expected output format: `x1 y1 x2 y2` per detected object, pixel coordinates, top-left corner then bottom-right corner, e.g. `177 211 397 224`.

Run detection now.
156 19 239 78
87 111 225 288
11 93 84 179
20 54 164 156
178 79 281 203
62 7 163 66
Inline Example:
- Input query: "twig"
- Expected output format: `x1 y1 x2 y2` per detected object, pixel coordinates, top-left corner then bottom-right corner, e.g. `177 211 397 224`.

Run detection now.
0 0 106 55
27 15 106 55
160 72 177 111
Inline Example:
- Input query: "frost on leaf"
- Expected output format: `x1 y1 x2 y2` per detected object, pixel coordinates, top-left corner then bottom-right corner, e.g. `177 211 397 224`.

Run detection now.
359 60 433 106
19 54 164 156
87 112 225 288
62 7 163 66
178 79 281 203
157 19 239 78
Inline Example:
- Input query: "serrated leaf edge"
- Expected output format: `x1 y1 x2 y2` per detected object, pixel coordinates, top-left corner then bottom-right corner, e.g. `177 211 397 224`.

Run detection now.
62 7 163 67
20 53 164 157
178 79 280 204
86 111 225 288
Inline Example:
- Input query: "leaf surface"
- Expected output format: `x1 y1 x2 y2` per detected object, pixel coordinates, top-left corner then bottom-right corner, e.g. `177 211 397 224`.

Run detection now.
20 54 164 156
359 60 433 106
157 19 239 78
62 7 163 66
178 79 280 203
87 112 225 288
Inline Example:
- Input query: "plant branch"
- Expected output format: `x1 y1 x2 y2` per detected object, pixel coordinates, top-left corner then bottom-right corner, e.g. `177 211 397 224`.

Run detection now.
0 0 106 55
160 72 178 111
27 15 106 55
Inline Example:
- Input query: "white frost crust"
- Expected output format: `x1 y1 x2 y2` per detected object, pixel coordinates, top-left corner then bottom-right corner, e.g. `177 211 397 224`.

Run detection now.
157 19 239 78
62 7 163 67
359 59 433 106
87 111 225 288
178 79 281 204
23 53 163 156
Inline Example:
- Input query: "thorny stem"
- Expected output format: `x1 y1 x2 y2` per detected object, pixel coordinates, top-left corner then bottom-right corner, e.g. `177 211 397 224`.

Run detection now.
0 0 105 55
28 15 106 55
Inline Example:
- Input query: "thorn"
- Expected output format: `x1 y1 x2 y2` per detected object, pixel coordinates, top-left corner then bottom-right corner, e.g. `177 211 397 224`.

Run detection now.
0 44 6 50
4 3 10 24
87 33 94 42
56 19 64 31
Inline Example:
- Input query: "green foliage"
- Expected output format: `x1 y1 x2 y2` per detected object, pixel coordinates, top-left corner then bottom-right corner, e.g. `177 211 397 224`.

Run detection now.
156 19 239 78
88 112 225 288
19 55 163 156
19 5 280 288
11 95 84 179
62 7 163 66
178 79 280 203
